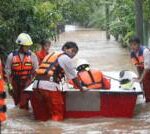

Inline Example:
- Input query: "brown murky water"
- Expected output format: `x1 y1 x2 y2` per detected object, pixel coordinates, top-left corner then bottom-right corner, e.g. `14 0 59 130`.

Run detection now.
2 26 150 134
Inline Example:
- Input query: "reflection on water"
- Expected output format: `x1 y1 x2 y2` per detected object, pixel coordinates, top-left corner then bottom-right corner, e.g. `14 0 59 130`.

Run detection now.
65 25 77 32
3 26 150 134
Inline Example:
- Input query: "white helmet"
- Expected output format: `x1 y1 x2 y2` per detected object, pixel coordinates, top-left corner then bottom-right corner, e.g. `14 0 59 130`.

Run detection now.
76 59 90 71
16 33 33 46
119 70 133 81
76 59 89 68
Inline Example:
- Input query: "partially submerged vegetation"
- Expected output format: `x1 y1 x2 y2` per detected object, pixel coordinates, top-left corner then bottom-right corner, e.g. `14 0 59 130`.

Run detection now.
0 0 150 56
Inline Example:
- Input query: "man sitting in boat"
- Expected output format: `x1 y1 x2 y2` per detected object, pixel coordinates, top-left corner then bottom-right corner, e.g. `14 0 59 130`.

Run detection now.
69 59 110 89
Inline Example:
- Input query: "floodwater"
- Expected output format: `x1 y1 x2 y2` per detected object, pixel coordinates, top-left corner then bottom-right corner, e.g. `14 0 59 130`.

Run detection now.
2 26 150 134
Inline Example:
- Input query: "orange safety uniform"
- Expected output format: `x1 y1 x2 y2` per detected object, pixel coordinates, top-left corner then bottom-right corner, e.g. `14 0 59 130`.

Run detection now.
11 50 33 109
0 58 6 122
32 52 65 121
69 69 110 89
131 46 150 102
35 49 48 65
130 46 144 76
77 70 110 89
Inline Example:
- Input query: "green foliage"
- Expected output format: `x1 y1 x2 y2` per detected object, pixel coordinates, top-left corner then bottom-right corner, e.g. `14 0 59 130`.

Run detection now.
143 0 150 22
121 31 135 47
87 0 150 46
88 6 105 29
109 0 135 46
0 0 35 53
61 0 102 26
0 0 63 55
1 0 150 56
31 1 63 44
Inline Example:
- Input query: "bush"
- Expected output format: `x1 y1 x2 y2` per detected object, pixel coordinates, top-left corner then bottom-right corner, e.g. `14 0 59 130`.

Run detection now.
0 0 63 56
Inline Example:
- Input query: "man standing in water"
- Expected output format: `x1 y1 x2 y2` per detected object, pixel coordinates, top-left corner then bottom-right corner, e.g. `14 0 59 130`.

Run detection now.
0 58 6 122
129 36 150 102
5 33 39 109
69 59 110 89
32 41 83 121
35 40 51 65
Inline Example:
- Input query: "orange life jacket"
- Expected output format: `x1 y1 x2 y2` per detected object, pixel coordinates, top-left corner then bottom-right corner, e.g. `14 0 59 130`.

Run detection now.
36 52 65 83
77 69 110 89
35 49 47 65
0 59 6 122
130 46 144 68
11 50 33 79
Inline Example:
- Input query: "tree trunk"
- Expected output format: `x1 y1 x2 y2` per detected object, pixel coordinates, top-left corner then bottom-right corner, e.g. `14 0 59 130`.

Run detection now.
135 0 143 44
143 21 149 46
105 4 110 40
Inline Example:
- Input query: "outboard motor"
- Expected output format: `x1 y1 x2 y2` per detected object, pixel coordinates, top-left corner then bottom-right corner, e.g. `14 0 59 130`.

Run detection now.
119 70 136 90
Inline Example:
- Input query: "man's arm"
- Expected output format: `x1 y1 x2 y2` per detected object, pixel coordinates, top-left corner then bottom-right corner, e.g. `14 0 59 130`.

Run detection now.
139 48 150 82
5 53 14 95
139 69 149 82
31 52 39 78
58 55 83 91
5 53 13 83
31 52 39 70
72 77 83 91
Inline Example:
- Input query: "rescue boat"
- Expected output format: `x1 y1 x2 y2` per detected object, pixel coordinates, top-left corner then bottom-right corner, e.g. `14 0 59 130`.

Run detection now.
25 71 143 118
63 71 143 118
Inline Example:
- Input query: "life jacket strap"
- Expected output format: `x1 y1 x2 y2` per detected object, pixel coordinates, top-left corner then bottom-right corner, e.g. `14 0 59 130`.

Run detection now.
0 105 6 112
0 92 6 99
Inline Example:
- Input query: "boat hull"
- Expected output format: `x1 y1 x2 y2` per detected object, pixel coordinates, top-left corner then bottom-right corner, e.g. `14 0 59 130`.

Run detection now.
64 91 139 118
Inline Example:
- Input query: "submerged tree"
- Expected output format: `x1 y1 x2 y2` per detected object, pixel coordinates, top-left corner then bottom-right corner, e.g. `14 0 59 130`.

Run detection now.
1 0 150 55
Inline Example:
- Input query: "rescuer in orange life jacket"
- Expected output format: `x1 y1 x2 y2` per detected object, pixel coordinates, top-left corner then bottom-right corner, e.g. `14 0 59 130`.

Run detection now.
69 59 110 89
35 40 51 65
5 33 39 109
129 36 150 103
31 41 84 121
0 58 6 122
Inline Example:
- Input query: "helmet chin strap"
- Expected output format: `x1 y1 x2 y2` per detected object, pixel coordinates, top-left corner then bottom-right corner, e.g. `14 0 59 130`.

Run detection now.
19 46 29 54
19 46 24 53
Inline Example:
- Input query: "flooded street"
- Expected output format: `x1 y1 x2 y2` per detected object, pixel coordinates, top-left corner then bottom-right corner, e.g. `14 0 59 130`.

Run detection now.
2 26 150 134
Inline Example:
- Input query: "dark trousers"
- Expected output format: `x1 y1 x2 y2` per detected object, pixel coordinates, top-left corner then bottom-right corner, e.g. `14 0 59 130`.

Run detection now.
11 78 31 109
143 71 150 102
